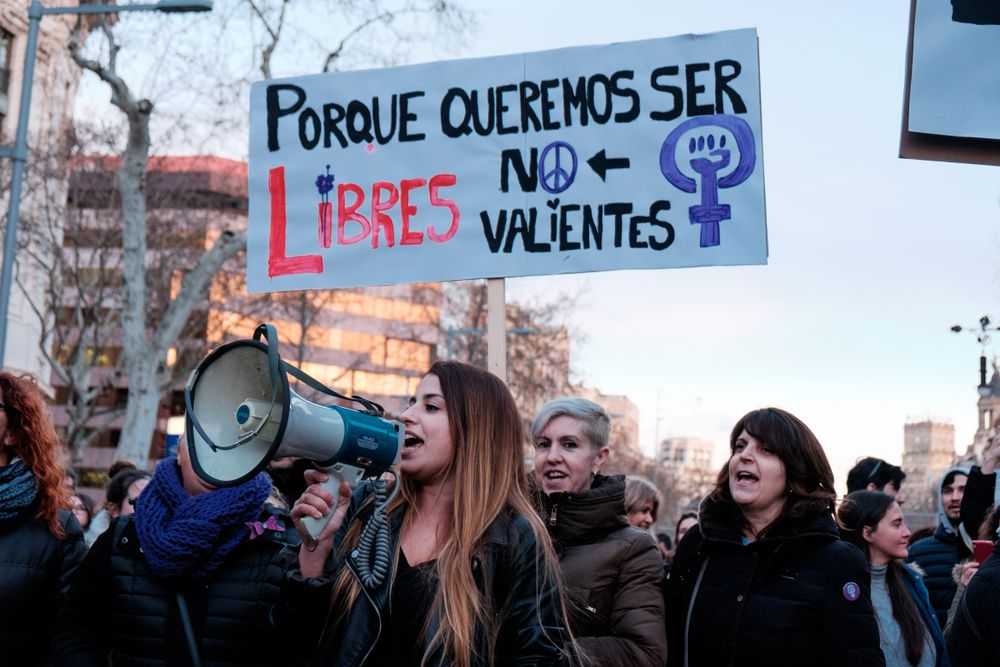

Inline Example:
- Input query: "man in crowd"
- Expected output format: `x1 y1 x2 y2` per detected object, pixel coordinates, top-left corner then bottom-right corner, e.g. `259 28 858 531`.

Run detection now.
907 466 970 627
948 441 1000 665
846 456 907 499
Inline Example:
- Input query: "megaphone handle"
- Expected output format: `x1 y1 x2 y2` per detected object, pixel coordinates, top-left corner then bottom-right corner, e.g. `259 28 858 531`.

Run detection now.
300 465 365 541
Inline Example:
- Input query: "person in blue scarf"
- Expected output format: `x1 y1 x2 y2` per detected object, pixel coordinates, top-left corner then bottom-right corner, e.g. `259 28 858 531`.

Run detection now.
0 372 86 667
53 433 306 667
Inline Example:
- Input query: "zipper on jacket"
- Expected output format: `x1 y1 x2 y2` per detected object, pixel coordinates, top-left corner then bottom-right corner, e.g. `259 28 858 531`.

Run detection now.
684 558 710 667
548 503 559 528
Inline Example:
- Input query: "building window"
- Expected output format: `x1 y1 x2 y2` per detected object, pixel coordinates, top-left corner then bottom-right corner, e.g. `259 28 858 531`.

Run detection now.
0 29 12 131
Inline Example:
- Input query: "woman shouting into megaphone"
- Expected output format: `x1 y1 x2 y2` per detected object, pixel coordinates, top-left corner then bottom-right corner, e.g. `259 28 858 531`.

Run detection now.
286 360 577 667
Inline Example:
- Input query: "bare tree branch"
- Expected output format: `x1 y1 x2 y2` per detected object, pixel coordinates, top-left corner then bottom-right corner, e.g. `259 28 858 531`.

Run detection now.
247 0 289 79
153 229 245 355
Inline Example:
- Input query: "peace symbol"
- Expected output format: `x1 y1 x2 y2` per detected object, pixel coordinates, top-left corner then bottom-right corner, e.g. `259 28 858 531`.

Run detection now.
538 141 578 194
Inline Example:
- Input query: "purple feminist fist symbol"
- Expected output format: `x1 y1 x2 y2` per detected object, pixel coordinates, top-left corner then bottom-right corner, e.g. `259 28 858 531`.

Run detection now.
659 115 756 248
315 165 335 248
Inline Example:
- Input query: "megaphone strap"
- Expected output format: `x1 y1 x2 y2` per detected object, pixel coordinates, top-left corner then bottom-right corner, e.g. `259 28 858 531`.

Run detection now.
257 321 385 417
282 361 384 417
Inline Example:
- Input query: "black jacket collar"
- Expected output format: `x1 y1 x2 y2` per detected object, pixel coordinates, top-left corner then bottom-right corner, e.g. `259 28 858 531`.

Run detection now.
537 473 629 545
698 494 839 547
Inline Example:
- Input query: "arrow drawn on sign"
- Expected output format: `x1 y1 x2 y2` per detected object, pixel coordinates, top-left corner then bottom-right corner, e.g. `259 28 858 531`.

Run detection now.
587 149 630 182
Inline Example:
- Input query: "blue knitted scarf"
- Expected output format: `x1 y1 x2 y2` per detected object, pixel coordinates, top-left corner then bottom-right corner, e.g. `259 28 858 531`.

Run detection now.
135 458 271 581
0 457 38 527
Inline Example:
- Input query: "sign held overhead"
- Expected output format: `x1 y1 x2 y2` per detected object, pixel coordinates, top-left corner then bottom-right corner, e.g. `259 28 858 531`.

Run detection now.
248 28 767 292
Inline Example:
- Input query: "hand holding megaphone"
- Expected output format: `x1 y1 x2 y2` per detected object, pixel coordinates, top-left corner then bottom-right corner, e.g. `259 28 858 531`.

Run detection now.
293 470 352 573
184 323 402 589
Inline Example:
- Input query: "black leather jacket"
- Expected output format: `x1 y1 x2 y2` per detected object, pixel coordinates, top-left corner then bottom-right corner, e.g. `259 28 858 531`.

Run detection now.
285 483 567 666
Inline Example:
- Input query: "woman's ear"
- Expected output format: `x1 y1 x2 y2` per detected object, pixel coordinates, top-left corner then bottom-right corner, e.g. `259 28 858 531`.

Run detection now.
862 525 874 544
592 446 610 473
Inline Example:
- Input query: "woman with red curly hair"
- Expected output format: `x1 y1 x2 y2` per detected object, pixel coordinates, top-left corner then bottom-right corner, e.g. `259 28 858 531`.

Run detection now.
0 372 86 665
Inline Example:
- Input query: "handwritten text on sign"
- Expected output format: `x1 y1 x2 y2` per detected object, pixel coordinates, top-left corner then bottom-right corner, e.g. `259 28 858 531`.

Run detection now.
247 28 767 292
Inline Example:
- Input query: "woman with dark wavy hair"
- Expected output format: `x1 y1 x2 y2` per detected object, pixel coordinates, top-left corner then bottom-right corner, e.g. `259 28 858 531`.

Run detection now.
666 407 885 667
0 372 86 665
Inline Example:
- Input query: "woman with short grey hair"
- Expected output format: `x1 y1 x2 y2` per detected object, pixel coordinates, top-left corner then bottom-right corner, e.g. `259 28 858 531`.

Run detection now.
532 397 667 666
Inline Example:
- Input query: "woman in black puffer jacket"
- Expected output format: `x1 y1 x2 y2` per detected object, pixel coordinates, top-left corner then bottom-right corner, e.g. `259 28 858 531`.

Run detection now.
666 407 885 667
0 373 86 666
53 434 306 667
532 397 667 667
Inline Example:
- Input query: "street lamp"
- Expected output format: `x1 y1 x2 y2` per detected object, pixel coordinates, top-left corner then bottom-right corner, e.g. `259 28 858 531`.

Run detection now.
950 315 1000 395
0 0 212 367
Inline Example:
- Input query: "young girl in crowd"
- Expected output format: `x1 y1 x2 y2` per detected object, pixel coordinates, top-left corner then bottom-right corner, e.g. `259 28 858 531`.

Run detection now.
667 407 885 667
0 373 86 666
531 397 666 665
838 491 950 667
290 361 573 666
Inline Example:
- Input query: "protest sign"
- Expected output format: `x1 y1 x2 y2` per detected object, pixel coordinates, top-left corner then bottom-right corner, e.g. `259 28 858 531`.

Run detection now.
900 0 1000 166
247 28 767 292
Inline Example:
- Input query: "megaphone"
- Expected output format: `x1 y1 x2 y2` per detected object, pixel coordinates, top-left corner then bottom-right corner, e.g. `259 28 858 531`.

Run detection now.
184 323 402 550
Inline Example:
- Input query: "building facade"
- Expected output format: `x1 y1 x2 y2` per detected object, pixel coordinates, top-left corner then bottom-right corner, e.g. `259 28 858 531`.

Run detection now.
967 361 1000 462
658 436 716 512
901 419 956 513
0 0 92 387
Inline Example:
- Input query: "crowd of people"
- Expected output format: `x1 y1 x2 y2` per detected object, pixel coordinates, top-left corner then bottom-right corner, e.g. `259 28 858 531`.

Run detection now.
1 364 999 666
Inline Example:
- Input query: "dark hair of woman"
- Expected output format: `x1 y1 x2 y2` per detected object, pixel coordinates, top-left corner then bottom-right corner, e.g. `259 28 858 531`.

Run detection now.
72 493 94 518
837 491 927 666
707 407 836 532
0 373 69 537
106 460 137 480
978 503 1000 541
674 512 697 544
105 468 151 509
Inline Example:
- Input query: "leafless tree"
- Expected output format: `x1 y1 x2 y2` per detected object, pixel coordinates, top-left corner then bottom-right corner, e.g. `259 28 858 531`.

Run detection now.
443 280 581 424
15 131 126 460
68 17 243 468
48 1 470 467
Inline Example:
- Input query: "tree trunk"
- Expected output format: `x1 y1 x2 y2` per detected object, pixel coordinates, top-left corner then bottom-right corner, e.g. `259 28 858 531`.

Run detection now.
115 100 155 467
115 356 160 466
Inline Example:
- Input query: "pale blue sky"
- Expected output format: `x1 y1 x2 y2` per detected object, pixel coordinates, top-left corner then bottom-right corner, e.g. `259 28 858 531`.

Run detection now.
73 0 1000 490
457 0 1000 487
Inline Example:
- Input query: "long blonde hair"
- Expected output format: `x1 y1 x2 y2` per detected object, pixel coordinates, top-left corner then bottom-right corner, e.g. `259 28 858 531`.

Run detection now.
327 361 571 667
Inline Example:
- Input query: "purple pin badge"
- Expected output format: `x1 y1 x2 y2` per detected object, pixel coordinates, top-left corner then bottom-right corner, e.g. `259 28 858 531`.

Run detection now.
842 581 860 602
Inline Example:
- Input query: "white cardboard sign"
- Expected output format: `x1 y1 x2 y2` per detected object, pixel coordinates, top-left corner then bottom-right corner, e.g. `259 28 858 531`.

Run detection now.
247 28 767 292
908 0 1000 141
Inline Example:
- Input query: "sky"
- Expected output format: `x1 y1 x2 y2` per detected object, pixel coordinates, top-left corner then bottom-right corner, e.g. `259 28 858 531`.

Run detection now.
454 0 1000 487
72 0 1000 491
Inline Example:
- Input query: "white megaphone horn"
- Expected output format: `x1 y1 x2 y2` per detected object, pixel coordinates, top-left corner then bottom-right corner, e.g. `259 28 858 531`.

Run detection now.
183 323 402 550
